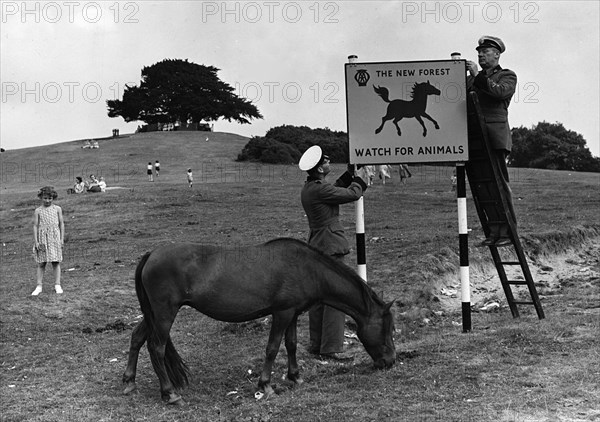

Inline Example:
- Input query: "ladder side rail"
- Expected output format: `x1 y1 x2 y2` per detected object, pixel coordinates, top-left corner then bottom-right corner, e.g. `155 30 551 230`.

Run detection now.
489 246 520 318
468 184 493 237
511 237 546 319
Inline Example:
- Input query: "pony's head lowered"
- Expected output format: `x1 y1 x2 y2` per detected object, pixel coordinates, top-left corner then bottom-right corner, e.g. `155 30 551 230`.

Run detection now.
265 238 397 369
356 299 396 369
309 241 397 369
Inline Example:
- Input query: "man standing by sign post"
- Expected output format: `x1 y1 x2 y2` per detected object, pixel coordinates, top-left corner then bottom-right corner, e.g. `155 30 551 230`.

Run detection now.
299 145 368 360
466 35 518 247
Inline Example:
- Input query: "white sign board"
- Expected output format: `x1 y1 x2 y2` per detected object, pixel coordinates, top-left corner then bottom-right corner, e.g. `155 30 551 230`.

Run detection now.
345 60 468 164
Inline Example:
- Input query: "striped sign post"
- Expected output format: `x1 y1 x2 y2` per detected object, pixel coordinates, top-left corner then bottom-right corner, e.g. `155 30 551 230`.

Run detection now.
348 55 368 282
355 185 367 281
456 163 471 332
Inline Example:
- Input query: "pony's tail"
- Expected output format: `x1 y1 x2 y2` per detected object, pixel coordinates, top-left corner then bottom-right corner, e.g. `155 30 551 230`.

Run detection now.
373 85 390 102
135 252 190 390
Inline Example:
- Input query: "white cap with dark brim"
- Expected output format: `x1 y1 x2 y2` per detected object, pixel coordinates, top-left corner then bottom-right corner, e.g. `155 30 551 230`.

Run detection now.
298 145 323 171
476 35 506 53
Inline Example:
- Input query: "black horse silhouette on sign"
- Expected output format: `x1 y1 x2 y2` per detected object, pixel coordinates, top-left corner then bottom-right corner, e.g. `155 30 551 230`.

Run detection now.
374 82 441 137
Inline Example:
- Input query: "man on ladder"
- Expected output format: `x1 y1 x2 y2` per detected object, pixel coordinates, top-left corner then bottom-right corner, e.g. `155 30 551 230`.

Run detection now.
466 35 518 247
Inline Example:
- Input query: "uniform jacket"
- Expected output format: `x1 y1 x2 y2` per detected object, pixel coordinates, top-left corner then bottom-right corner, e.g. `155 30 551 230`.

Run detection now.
301 171 367 256
467 65 517 151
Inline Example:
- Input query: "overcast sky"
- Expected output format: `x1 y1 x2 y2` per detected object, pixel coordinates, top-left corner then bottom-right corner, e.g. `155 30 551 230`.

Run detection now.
1 1 599 156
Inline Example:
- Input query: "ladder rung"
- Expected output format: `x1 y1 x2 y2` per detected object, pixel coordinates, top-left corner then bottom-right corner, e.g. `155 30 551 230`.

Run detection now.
507 280 528 285
478 199 501 205
487 220 509 225
512 301 535 305
500 261 521 266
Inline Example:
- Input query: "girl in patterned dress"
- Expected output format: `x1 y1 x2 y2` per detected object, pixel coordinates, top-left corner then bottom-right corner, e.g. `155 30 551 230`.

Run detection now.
31 187 65 296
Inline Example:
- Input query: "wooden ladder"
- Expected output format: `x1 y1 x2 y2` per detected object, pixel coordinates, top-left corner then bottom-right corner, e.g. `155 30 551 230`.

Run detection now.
465 92 544 319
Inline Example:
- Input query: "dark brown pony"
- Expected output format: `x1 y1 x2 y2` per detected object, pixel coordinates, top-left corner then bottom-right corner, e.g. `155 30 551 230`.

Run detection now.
374 81 441 137
122 238 396 404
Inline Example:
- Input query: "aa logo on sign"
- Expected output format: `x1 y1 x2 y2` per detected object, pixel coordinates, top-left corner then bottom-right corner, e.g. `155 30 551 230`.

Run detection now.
354 70 370 87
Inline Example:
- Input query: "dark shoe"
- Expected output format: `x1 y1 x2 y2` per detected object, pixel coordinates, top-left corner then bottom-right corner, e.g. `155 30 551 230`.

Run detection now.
494 237 512 247
307 348 321 356
319 352 353 361
478 237 497 247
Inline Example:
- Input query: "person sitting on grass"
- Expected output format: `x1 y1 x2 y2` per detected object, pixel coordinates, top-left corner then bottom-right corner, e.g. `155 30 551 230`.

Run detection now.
97 177 107 192
87 175 106 193
74 177 86 194
86 174 97 188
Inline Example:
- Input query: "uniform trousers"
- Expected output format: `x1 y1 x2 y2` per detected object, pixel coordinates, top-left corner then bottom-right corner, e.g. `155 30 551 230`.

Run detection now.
466 146 517 238
309 254 346 354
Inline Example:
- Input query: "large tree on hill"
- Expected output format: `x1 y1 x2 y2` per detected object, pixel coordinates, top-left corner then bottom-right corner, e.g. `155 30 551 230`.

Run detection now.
510 122 600 172
107 59 262 125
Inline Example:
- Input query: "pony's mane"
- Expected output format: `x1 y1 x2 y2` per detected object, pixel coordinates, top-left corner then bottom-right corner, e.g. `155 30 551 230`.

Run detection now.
410 82 427 99
410 82 418 98
264 238 385 306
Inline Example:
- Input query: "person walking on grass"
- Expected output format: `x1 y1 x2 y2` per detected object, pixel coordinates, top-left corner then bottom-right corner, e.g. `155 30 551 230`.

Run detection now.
31 186 65 296
154 160 160 178
398 164 412 185
187 168 193 188
147 162 154 182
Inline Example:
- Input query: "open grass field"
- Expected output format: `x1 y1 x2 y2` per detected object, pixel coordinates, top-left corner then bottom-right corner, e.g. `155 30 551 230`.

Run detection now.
1 131 599 421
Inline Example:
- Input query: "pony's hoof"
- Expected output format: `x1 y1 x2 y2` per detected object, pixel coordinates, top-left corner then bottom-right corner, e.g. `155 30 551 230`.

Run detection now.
287 372 304 385
261 385 275 400
167 395 185 406
123 382 137 395
293 377 304 386
287 372 303 385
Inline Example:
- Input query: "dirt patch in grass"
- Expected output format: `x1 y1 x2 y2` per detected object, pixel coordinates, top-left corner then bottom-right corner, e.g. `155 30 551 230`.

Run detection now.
431 234 600 316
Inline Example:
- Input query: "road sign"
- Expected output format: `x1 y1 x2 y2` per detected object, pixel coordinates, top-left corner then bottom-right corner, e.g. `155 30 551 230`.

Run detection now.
345 60 468 164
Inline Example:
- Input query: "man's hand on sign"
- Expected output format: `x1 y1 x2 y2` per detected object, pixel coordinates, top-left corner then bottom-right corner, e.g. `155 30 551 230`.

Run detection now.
466 60 479 77
355 167 370 186
347 164 363 174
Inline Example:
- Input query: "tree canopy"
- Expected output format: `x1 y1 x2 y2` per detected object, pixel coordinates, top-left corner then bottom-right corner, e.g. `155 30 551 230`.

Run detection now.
237 125 348 164
510 122 599 172
107 59 262 125
238 122 599 171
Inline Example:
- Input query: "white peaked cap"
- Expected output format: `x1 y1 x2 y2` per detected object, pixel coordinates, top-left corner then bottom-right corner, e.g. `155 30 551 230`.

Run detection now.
298 145 323 171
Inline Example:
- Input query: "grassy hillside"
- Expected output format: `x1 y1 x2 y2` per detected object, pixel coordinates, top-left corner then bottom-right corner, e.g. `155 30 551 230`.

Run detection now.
0 131 250 194
1 132 599 421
